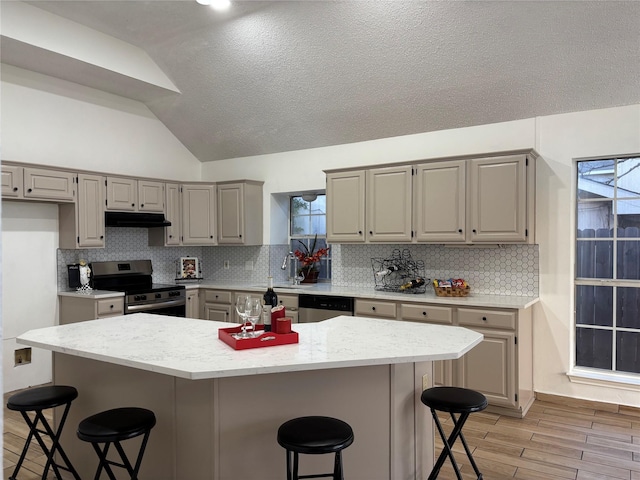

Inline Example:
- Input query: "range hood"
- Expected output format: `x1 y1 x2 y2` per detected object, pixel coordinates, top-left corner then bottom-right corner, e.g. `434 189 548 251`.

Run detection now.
105 211 171 228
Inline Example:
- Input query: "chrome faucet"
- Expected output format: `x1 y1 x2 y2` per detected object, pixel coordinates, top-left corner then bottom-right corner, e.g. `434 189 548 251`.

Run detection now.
281 252 304 285
281 251 294 271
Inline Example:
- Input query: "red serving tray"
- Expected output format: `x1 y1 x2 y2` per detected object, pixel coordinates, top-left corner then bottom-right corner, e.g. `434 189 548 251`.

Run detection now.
218 325 299 350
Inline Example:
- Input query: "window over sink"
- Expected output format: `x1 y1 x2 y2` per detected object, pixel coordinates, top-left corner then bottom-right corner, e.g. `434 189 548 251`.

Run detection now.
289 194 331 281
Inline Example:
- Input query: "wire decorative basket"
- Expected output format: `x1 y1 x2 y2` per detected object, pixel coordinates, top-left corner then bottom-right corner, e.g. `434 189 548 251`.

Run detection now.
371 249 427 294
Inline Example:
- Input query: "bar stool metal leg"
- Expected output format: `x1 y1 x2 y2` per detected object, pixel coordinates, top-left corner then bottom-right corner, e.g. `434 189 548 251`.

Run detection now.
10 400 80 480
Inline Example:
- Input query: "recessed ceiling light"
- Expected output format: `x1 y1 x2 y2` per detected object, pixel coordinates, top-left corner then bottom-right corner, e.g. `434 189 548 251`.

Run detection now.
197 0 231 10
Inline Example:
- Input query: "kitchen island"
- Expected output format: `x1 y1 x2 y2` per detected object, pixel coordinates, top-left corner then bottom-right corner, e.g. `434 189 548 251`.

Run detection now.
18 314 482 480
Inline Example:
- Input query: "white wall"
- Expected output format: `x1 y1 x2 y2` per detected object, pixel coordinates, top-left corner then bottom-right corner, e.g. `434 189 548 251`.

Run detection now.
2 202 58 391
203 104 640 408
1 64 200 180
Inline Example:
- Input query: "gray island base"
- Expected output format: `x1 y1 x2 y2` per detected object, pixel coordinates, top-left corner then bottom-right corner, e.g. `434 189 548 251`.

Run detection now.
18 314 482 480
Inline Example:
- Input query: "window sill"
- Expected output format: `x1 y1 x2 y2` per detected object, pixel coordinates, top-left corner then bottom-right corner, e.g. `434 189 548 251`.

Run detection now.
567 368 640 391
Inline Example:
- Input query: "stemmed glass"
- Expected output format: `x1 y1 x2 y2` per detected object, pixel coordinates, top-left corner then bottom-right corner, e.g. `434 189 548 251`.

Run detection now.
245 298 263 337
235 295 250 338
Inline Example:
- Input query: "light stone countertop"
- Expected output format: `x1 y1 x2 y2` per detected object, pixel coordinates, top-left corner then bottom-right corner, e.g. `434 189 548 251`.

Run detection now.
57 289 124 299
188 282 539 309
18 314 483 380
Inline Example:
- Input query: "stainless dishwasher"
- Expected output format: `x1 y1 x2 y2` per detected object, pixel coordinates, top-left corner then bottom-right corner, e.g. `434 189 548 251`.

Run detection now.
298 294 354 323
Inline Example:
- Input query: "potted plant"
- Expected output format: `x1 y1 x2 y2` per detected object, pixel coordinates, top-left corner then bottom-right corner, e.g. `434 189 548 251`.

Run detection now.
294 234 329 283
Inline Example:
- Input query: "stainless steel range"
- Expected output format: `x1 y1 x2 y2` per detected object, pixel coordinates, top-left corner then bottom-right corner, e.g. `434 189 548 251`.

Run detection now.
90 260 186 317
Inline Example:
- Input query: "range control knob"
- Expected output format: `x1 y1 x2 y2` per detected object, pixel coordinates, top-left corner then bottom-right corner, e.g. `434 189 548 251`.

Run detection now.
155 293 162 299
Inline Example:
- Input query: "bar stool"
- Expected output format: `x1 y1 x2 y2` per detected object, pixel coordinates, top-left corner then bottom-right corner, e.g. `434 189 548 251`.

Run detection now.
7 385 81 480
421 386 487 480
77 407 156 480
277 416 354 480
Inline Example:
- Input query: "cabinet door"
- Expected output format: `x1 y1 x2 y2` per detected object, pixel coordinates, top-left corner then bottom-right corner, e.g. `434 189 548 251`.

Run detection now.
204 304 232 322
186 290 200 319
468 155 527 242
457 329 516 408
326 171 366 243
165 183 181 245
77 174 105 248
106 177 137 211
96 298 125 318
182 184 216 245
2 165 23 197
138 180 164 212
414 161 466 242
218 183 244 244
366 166 412 242
24 167 75 202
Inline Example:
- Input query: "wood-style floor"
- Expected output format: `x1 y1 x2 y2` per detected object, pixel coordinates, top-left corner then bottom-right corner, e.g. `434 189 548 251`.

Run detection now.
3 389 640 479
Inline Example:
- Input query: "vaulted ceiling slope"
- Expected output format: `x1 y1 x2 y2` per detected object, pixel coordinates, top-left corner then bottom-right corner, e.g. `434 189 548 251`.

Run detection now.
11 1 640 161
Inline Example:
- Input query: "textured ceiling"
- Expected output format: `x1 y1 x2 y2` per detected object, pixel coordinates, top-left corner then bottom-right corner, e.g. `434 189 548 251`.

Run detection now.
21 1 640 161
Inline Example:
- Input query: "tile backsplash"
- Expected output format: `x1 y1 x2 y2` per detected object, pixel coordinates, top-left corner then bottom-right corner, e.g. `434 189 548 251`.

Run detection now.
58 228 538 296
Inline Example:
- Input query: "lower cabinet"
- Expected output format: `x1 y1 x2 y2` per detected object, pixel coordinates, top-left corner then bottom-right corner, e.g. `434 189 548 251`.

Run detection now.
202 290 233 322
186 290 199 319
59 295 125 324
399 302 533 417
277 294 299 323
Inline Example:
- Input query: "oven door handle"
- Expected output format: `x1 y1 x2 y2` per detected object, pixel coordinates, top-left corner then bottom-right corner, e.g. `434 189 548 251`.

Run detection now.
127 298 186 313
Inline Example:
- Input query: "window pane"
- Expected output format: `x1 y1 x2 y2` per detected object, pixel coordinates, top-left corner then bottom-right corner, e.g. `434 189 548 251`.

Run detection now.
578 160 615 200
617 331 640 374
616 287 640 329
576 285 613 327
616 158 640 198
577 201 613 231
310 196 326 215
576 328 612 369
576 240 613 279
616 201 640 227
617 240 640 279
292 216 310 235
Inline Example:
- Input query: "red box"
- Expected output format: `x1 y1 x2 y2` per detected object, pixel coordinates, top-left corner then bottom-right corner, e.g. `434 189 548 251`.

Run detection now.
218 325 299 350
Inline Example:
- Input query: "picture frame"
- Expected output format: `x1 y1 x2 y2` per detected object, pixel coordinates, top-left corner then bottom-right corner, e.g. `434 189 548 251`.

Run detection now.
180 257 199 279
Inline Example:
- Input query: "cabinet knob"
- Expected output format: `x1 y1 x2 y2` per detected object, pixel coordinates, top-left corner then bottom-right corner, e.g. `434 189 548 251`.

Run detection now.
472 229 477 233
369 231 373 235
27 188 32 193
371 306 376 311
12 187 18 192
358 231 362 235
110 305 114 309
100 235 104 239
169 235 173 238
141 203 144 207
482 316 487 321
458 229 463 233
422 311 427 316
210 235 213 239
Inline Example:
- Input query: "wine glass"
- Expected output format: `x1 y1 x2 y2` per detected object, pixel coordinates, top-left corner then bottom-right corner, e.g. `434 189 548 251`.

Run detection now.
245 298 263 337
235 295 250 338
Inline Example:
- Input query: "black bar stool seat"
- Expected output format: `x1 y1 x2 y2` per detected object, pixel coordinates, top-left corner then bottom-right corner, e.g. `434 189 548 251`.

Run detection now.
278 416 354 480
7 385 81 480
77 407 156 480
421 386 487 480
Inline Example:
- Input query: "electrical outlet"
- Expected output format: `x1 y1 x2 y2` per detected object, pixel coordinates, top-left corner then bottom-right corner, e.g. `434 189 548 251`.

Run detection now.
422 373 430 391
223 260 230 269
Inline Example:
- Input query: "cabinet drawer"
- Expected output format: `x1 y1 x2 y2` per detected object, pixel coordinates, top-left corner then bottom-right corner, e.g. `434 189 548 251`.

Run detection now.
355 299 397 319
457 308 516 330
277 294 298 311
204 290 232 304
401 304 452 324
97 298 124 317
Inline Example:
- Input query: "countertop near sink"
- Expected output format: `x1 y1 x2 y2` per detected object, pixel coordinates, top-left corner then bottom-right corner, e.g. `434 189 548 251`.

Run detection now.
186 282 539 310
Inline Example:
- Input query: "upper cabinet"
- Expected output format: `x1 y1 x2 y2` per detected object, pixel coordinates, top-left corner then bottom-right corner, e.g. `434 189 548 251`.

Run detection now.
217 181 263 245
106 177 164 212
326 170 366 242
326 150 537 245
2 165 75 202
182 184 217 246
59 174 105 249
